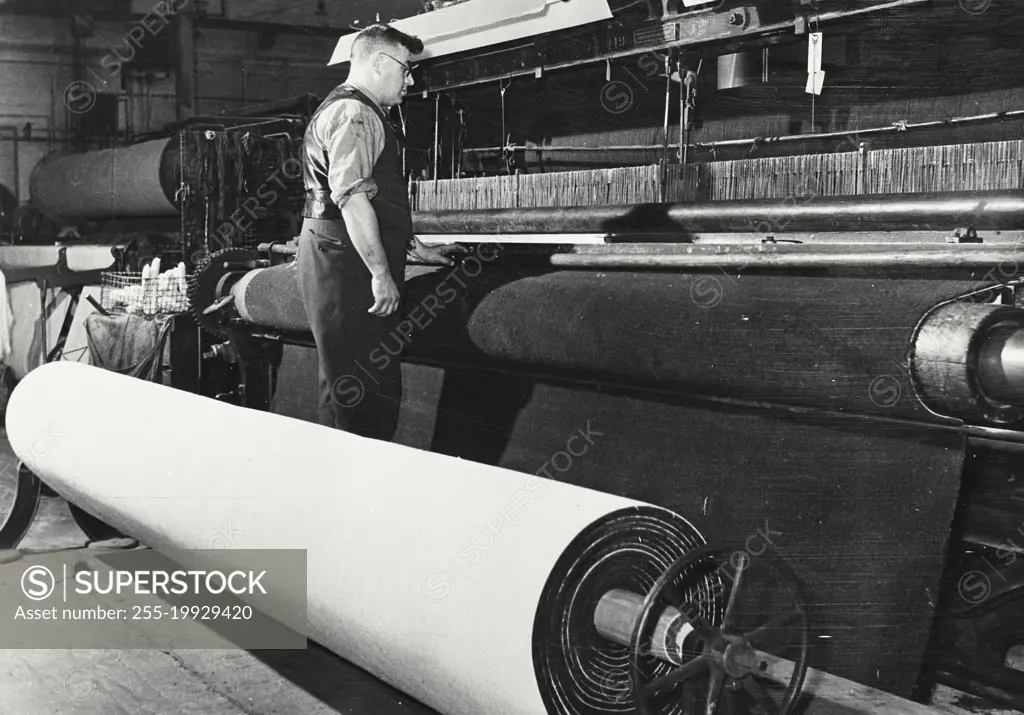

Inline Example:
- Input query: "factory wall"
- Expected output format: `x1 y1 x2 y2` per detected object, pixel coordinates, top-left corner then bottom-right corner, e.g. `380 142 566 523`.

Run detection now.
0 15 71 202
0 12 341 208
194 29 339 113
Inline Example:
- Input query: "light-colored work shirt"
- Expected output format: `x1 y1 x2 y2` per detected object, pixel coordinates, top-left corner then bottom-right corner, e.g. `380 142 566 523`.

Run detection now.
309 82 388 209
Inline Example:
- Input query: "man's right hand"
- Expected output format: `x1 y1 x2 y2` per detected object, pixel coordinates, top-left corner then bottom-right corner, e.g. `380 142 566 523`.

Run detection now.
368 274 400 317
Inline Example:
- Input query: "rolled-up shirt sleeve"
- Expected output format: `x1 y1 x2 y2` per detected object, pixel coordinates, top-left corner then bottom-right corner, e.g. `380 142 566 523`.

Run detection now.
317 101 386 209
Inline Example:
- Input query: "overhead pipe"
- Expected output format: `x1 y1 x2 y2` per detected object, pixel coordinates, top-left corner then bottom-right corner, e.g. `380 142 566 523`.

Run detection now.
412 190 1024 235
411 0 929 94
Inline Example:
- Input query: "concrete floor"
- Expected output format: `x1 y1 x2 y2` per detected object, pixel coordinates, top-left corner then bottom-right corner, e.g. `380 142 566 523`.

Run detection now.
0 431 1012 715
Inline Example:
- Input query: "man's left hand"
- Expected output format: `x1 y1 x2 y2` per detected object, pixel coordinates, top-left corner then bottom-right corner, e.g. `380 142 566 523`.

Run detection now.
408 236 468 266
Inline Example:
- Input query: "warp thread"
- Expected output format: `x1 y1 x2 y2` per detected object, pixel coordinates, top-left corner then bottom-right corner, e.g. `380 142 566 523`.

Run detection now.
412 138 1024 211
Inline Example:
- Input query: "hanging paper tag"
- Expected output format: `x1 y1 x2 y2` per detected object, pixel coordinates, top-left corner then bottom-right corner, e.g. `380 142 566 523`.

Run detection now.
805 32 824 95
804 70 825 95
806 32 822 74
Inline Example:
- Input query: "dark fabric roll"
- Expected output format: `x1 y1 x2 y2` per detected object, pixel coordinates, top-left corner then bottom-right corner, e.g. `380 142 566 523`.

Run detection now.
237 262 988 423
232 261 307 333
449 271 987 423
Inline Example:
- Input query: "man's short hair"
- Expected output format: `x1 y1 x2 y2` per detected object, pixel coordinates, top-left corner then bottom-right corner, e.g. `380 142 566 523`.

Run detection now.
350 24 424 63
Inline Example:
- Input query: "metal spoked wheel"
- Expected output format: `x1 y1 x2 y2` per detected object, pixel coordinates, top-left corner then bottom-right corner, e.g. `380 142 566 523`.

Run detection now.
187 247 260 338
630 543 810 715
0 461 44 549
0 463 128 549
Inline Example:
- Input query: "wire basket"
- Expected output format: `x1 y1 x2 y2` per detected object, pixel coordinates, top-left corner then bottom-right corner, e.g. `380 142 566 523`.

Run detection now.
100 271 191 317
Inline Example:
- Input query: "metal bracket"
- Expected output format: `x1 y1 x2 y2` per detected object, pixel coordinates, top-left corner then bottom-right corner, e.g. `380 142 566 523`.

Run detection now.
947 227 982 244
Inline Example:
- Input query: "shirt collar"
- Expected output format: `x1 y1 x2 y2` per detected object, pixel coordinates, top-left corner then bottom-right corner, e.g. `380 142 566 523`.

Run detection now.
343 80 386 112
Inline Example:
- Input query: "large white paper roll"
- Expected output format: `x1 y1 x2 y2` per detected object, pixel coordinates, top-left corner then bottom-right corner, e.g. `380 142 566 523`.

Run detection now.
29 139 178 224
6 362 711 715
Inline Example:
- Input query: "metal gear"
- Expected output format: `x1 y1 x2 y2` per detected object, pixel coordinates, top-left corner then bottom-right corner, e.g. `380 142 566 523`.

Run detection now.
187 247 260 337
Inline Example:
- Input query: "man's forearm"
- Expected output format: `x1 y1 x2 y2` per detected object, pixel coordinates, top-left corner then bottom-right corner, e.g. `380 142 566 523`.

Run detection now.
341 194 391 279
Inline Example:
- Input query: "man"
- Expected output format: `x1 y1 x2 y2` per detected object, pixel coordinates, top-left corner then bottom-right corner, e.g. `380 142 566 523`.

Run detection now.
298 24 460 441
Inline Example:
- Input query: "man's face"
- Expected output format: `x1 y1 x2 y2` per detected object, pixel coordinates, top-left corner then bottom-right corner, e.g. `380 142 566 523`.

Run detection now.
375 47 415 107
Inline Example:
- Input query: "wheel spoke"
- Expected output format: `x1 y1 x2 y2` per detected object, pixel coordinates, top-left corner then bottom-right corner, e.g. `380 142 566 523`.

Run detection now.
629 547 810 715
723 687 744 715
743 677 779 715
660 575 722 646
744 611 800 651
722 552 748 631
705 667 725 715
681 681 697 715
643 656 710 698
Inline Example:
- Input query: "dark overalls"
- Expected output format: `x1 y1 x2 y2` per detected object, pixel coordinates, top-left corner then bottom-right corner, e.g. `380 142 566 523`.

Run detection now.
297 84 412 441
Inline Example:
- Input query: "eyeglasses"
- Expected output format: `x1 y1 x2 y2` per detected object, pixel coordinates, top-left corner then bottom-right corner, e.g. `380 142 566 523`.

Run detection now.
379 52 415 79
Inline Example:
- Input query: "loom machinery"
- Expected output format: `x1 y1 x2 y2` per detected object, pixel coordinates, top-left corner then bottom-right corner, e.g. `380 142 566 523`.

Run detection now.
8 0 1024 713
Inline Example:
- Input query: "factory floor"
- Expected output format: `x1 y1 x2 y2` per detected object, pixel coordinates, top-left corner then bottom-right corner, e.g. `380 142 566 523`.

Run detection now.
0 431 1013 715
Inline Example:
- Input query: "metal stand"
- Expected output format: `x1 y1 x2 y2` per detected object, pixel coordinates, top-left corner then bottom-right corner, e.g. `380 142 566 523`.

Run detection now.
0 250 116 546
0 462 44 549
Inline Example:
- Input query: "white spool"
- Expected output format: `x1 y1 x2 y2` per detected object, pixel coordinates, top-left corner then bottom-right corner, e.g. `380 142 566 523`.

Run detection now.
6 362 704 715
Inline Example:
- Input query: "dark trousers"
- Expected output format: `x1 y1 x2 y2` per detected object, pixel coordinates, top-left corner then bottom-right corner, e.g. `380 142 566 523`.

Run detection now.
296 217 406 442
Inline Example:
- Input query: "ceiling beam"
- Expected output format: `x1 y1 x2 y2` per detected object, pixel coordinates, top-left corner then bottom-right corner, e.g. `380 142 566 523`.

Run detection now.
195 15 353 39
0 0 132 21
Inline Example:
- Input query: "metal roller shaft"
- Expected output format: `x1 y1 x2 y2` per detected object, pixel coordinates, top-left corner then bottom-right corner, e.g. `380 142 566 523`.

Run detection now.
591 589 949 714
594 589 695 665
978 323 1024 405
913 302 1024 422
256 242 1024 272
412 190 1024 235
549 248 1024 270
